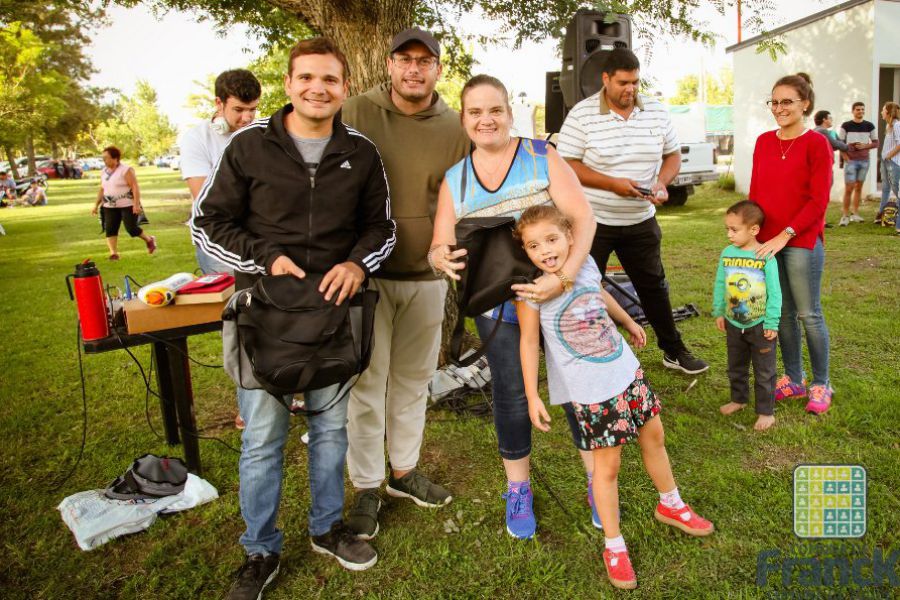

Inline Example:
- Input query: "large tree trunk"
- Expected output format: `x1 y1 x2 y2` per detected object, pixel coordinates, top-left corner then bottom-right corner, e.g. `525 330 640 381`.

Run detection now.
270 0 417 93
5 146 21 180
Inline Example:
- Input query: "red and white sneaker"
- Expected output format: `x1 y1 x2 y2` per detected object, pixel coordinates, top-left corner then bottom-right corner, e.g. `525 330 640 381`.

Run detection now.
805 385 833 415
602 549 637 590
654 503 715 536
774 375 806 401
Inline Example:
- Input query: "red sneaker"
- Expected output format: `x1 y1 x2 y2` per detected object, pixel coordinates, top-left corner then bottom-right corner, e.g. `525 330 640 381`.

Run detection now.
654 503 714 536
602 549 637 590
146 235 157 255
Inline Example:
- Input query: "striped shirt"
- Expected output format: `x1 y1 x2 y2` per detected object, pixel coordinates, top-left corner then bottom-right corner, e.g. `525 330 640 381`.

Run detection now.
557 89 679 226
883 120 900 167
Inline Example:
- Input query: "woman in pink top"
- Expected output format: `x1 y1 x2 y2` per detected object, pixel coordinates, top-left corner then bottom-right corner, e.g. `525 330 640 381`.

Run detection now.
749 73 833 414
91 146 156 260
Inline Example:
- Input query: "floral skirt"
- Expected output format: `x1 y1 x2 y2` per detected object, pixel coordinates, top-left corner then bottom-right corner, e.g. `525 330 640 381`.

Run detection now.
565 368 661 450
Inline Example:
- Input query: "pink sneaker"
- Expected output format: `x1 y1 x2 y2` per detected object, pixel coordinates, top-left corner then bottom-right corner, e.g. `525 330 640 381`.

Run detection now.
602 549 637 590
146 235 157 254
805 385 833 414
654 503 715 536
774 375 806 401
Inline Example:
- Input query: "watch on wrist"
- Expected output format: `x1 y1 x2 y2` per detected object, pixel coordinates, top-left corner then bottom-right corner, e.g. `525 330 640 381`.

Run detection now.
556 271 574 292
784 226 797 238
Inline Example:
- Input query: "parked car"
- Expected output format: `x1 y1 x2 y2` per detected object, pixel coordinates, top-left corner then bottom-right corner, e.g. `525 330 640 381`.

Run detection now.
155 155 173 168
170 156 181 170
80 157 105 171
36 160 60 179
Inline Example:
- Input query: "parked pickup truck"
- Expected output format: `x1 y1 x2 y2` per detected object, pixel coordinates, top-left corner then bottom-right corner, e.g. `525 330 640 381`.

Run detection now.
666 142 719 206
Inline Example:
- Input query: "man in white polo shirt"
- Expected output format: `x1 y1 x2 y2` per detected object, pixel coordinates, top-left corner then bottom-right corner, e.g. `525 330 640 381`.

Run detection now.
557 48 708 375
180 69 261 274
180 69 260 430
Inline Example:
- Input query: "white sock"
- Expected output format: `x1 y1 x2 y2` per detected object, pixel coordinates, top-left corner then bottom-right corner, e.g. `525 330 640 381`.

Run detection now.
660 487 685 509
604 535 626 553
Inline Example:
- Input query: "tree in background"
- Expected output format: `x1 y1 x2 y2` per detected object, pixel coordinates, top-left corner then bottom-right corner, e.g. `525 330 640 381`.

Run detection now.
0 2 103 173
668 67 734 105
96 81 178 159
121 0 780 94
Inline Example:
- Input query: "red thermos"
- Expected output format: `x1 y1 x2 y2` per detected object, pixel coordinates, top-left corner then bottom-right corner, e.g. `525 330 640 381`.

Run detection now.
66 259 110 341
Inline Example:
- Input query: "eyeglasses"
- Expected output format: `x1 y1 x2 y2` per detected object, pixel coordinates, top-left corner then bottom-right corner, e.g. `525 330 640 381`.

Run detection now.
766 99 802 110
392 55 438 70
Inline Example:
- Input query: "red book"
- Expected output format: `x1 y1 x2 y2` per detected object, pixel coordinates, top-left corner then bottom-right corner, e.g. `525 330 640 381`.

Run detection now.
177 273 235 295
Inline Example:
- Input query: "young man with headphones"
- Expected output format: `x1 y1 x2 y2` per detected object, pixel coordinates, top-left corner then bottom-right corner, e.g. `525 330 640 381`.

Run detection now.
180 69 261 274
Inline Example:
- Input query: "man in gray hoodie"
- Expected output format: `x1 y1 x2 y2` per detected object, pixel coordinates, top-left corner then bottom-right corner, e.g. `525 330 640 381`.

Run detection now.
340 28 469 539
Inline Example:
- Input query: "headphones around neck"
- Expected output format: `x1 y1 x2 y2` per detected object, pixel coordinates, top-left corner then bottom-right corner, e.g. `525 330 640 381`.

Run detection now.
211 116 230 135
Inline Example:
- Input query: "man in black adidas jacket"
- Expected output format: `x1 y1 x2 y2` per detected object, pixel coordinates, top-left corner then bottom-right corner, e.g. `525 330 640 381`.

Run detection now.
191 38 395 600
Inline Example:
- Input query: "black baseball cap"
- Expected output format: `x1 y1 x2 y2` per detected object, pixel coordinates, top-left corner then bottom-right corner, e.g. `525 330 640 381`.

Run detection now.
390 27 440 59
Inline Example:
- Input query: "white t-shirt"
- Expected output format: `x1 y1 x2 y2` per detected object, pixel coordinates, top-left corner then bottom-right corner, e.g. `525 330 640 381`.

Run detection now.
527 257 639 405
178 120 231 180
557 90 679 226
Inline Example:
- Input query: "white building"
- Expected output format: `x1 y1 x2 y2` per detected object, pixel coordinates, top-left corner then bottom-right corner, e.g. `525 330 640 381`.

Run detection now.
728 0 900 200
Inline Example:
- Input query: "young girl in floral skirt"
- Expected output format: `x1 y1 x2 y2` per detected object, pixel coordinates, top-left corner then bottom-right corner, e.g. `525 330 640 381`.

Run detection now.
515 205 714 590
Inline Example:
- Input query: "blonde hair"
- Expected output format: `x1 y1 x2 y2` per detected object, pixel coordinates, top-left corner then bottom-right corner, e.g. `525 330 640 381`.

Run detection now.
514 204 572 242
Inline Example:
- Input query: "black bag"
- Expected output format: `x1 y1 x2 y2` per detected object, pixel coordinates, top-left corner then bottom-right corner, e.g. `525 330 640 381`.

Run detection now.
222 274 378 406
104 454 189 500
449 163 540 367
136 208 149 226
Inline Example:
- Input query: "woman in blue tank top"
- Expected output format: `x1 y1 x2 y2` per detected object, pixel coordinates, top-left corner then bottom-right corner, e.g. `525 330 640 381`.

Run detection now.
430 75 596 540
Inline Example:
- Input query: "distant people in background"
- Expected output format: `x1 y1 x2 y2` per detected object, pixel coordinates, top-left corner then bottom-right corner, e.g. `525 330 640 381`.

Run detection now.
182 68 261 275
0 172 16 206
22 180 48 206
876 101 900 231
812 110 848 152
750 72 834 414
91 146 157 261
838 102 878 226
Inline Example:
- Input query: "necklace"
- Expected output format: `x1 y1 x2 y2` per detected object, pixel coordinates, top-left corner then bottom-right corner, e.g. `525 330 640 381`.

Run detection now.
473 137 513 179
777 129 805 160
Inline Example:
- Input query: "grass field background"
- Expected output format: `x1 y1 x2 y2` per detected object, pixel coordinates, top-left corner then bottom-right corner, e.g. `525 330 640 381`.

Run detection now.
0 169 897 599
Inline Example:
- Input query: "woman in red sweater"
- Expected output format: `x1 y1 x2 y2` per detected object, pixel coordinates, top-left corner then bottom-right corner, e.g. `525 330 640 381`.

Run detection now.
749 73 834 414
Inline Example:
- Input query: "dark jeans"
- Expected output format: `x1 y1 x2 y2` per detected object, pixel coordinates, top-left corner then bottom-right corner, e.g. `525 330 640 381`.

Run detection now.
475 315 531 461
590 216 684 356
725 322 776 415
103 206 143 238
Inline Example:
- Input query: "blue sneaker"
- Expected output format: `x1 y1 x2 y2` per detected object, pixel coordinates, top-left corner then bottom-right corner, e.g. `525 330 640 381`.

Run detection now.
503 484 536 539
588 485 603 530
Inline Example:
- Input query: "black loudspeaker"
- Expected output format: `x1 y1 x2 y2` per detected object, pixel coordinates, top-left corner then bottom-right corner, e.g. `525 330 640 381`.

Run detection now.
558 9 632 109
544 71 566 134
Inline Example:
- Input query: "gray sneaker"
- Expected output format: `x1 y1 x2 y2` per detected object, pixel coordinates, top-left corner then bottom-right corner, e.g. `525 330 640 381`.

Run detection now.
310 521 378 571
346 489 382 540
386 469 452 508
226 553 280 600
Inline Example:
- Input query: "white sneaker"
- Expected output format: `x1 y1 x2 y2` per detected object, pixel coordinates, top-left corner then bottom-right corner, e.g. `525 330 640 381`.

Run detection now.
849 214 865 223
838 215 850 227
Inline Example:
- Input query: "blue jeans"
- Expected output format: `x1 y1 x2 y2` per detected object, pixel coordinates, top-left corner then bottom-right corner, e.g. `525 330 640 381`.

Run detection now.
844 159 869 184
195 245 234 275
879 159 900 215
776 238 830 388
475 315 531 460
237 383 349 555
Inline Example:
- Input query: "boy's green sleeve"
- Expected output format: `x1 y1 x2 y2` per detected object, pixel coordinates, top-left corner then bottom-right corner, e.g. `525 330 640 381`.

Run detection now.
763 256 782 330
712 250 727 317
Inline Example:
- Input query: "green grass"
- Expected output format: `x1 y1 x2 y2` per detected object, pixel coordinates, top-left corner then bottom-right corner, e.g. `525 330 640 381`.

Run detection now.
1 171 898 599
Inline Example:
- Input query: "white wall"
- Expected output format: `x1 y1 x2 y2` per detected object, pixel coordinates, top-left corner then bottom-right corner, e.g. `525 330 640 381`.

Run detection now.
732 1 875 200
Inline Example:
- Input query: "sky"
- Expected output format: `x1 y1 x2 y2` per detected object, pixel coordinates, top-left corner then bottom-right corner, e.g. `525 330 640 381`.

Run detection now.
87 1 843 132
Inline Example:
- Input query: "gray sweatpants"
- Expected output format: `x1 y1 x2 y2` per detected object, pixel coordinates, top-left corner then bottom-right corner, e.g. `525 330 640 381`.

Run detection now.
726 321 777 416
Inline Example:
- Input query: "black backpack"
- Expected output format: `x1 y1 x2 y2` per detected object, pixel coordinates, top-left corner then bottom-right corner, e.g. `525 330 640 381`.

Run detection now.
222 274 378 408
